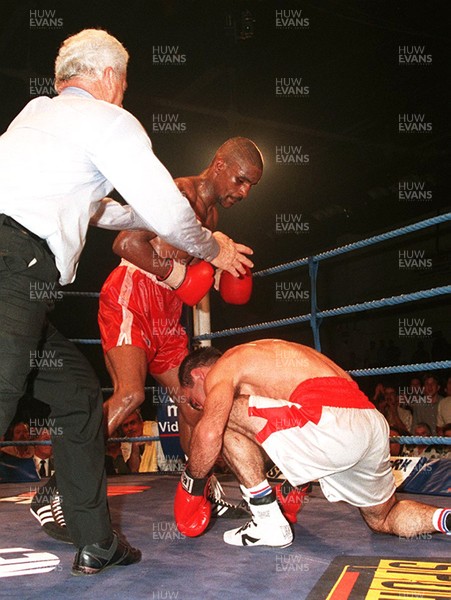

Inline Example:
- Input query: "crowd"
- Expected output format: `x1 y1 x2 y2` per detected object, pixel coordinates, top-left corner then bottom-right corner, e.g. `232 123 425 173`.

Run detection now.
0 407 174 483
0 422 54 482
372 373 451 458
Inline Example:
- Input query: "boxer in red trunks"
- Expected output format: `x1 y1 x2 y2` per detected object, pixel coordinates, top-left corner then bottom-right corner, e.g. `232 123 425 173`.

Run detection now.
99 137 263 446
174 339 451 546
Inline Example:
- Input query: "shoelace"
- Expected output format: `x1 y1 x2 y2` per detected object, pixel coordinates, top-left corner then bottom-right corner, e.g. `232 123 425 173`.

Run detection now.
208 475 224 502
208 495 237 508
237 518 256 533
51 496 66 527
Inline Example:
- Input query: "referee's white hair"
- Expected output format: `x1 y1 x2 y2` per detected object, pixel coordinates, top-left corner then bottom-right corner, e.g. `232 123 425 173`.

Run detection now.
54 29 129 92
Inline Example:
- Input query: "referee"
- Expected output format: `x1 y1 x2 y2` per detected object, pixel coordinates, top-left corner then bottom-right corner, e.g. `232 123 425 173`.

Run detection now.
0 28 251 576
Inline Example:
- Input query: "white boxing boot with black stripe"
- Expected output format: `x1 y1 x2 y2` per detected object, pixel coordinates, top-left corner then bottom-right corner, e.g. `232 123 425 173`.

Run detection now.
223 490 293 547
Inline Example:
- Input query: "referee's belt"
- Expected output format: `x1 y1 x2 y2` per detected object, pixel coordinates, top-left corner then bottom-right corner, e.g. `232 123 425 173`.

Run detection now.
0 214 51 253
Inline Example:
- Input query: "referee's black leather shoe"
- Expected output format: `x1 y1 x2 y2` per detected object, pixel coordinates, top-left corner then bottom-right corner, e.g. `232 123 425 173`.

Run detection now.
72 532 141 576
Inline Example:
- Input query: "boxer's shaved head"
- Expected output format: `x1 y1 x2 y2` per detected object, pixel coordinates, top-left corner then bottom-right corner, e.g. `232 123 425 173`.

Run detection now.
206 137 263 208
213 137 263 171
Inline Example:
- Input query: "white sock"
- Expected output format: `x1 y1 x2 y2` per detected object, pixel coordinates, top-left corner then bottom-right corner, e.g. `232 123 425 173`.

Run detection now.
247 479 272 500
432 508 451 534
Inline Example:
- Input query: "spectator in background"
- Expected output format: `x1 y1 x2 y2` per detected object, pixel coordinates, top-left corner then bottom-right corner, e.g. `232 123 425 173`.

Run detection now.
410 376 423 390
406 422 443 460
105 431 130 476
411 374 443 435
399 375 424 408
120 409 163 473
437 375 451 436
381 386 412 433
371 382 386 409
32 428 54 479
389 427 407 457
0 422 39 482
409 376 424 396
1 422 34 459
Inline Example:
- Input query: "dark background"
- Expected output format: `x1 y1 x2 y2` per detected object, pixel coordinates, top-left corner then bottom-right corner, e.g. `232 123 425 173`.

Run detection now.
1 0 449 413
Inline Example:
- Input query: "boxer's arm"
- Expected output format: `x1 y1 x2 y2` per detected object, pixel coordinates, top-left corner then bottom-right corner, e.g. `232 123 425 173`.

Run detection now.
112 230 173 278
187 380 235 478
177 409 197 456
174 377 233 537
111 178 208 279
113 229 214 304
126 443 142 473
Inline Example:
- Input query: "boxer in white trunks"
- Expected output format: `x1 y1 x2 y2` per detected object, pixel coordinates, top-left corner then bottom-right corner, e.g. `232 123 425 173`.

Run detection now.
173 339 451 546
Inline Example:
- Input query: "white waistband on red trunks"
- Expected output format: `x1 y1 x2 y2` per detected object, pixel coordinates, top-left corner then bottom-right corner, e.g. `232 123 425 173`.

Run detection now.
119 258 172 290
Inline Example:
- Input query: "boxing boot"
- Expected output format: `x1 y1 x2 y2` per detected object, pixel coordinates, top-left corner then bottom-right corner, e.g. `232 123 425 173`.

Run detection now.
223 490 293 547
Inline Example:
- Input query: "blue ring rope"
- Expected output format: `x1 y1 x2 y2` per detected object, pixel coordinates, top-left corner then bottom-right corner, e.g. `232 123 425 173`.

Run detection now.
194 286 450 341
62 217 449 378
76 284 449 348
2 436 449 447
348 361 451 376
63 291 100 298
0 436 160 447
254 212 451 277
391 437 450 446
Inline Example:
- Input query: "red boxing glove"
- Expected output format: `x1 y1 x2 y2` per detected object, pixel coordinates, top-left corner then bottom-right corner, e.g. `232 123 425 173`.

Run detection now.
219 267 253 305
174 469 211 537
162 260 214 306
274 481 311 524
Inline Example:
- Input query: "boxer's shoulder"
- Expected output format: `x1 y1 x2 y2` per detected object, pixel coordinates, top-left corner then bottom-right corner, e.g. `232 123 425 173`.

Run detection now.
175 177 197 202
174 177 217 228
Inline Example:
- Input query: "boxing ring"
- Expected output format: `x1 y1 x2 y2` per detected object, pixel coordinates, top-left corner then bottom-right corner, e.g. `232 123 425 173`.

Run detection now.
1 214 450 599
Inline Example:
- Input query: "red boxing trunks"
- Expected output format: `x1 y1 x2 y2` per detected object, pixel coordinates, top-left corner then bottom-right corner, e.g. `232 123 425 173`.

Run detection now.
98 260 188 375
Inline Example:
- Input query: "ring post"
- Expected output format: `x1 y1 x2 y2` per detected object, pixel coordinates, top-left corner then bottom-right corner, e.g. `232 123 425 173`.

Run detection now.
193 293 212 347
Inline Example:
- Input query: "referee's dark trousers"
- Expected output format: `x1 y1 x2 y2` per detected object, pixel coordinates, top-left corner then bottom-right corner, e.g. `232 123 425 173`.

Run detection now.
0 214 112 546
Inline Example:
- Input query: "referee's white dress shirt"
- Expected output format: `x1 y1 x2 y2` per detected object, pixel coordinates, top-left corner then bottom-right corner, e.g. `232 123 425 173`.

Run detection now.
0 87 217 285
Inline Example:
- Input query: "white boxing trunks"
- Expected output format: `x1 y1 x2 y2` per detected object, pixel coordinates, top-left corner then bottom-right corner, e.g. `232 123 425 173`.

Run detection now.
249 377 396 507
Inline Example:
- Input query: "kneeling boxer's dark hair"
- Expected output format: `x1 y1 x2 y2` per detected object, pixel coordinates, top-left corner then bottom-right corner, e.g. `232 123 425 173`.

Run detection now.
178 346 223 387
